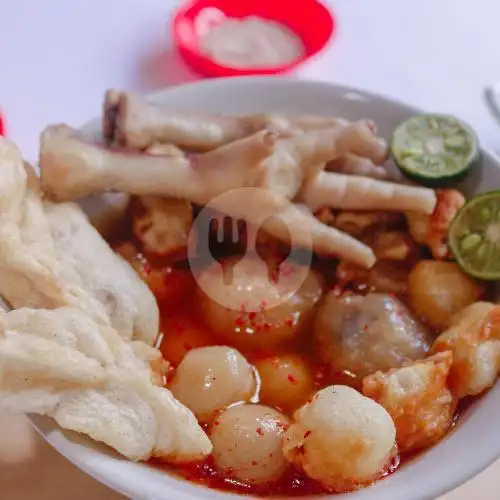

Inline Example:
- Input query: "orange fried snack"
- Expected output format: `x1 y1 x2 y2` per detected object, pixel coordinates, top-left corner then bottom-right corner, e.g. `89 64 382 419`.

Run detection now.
363 352 455 453
432 302 500 398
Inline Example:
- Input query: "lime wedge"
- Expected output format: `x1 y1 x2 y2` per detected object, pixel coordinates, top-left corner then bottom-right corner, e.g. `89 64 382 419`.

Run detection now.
448 191 500 280
391 114 479 187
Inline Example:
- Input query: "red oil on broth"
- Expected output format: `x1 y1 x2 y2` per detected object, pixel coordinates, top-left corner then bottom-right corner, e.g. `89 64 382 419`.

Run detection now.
111 229 487 497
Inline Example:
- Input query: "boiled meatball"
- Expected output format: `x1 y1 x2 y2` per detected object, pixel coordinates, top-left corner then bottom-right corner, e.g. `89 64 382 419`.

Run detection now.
170 346 255 423
314 293 432 379
198 257 323 354
282 385 396 492
408 260 483 331
210 404 290 484
254 354 314 413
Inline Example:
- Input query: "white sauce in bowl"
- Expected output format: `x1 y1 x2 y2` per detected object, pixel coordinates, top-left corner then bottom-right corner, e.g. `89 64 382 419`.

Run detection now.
199 16 305 69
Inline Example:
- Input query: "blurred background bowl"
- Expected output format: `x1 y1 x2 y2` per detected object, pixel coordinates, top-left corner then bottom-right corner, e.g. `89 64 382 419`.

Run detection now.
172 0 335 78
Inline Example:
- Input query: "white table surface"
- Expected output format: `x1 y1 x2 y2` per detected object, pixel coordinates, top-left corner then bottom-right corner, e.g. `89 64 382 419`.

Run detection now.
1 0 500 163
0 1 499 499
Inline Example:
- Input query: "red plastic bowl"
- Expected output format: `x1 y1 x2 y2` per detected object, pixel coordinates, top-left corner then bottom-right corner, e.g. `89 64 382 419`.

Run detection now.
172 0 335 77
0 114 4 136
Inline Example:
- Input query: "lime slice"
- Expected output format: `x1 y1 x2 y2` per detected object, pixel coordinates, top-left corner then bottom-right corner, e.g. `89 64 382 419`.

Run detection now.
448 191 500 280
391 114 479 187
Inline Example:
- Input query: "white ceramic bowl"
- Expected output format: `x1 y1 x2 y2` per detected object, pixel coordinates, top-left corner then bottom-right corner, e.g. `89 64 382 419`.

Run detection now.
31 77 500 500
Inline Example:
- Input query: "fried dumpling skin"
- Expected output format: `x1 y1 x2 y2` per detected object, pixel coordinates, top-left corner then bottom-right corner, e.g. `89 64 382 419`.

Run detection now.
0 137 159 344
52 374 212 463
45 202 159 344
0 307 211 463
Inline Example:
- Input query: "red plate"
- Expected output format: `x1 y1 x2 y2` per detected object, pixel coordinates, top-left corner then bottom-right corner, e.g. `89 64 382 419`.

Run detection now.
172 0 335 77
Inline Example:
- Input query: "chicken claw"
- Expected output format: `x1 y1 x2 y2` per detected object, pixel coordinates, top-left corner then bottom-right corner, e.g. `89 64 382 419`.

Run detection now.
301 171 437 214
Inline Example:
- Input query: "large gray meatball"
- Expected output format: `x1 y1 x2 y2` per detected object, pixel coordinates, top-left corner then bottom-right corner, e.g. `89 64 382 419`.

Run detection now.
314 293 432 379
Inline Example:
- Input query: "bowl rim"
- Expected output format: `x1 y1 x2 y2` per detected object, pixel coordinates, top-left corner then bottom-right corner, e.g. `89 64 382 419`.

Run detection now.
171 0 336 77
33 76 500 500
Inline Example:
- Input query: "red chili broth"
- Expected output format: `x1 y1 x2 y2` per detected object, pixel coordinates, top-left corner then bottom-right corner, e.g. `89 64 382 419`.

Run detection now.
111 238 483 497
